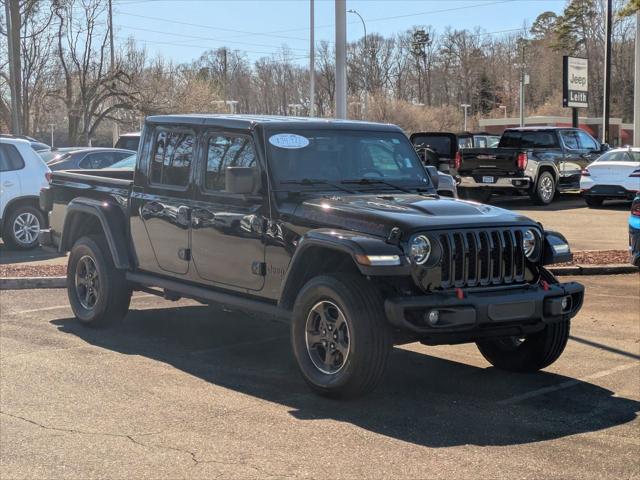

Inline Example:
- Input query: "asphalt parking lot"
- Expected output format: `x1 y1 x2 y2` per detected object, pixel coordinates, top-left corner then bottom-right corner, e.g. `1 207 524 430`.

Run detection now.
494 194 631 251
1 274 638 479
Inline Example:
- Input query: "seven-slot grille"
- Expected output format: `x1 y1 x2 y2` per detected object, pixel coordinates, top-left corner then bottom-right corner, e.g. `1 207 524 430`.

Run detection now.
438 228 528 288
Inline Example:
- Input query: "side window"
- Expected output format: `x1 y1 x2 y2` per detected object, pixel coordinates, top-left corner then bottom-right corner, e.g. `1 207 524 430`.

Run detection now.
150 130 194 187
0 144 26 172
560 131 580 150
204 134 256 192
576 130 598 151
80 153 114 169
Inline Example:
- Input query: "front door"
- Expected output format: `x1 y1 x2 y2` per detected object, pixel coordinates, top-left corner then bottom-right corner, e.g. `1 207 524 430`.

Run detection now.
138 128 196 276
190 132 266 291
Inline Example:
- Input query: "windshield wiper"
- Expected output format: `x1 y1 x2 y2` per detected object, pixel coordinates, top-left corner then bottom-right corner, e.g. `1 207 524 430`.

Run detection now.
341 178 436 197
280 178 357 194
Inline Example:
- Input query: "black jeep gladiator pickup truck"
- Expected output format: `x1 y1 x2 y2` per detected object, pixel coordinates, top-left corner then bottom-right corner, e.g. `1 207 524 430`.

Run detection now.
40 115 584 398
454 127 606 205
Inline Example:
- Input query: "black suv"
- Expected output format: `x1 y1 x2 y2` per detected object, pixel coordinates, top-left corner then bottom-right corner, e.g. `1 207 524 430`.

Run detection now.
40 115 584 398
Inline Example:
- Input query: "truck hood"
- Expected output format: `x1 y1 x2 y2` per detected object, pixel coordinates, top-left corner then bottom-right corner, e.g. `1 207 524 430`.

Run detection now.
292 194 537 238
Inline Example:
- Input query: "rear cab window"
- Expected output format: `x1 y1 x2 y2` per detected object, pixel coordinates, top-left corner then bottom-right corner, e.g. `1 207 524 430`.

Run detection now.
499 130 558 149
149 130 195 188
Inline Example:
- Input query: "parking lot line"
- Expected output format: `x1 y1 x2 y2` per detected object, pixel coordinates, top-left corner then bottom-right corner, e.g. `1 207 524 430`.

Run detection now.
498 361 639 405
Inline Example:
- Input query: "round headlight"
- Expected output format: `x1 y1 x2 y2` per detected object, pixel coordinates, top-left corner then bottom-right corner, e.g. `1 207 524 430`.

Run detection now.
523 229 538 258
410 235 431 265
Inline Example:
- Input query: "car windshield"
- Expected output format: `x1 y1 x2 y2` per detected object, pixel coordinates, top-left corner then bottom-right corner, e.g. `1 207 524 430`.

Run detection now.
266 129 432 191
107 154 136 169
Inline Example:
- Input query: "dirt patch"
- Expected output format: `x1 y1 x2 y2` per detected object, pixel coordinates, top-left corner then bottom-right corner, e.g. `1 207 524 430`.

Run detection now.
553 250 630 266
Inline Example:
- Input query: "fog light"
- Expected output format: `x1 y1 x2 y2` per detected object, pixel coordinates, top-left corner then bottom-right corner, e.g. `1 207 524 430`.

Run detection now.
561 296 571 312
426 310 440 326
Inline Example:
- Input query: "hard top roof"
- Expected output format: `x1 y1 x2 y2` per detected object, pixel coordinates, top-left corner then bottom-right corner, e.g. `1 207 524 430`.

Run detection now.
145 114 402 132
503 126 579 131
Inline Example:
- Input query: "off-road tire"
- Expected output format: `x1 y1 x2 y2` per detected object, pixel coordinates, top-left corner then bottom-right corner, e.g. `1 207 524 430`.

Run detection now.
584 196 604 208
67 235 131 327
3 205 44 250
291 274 392 399
530 171 556 205
476 320 570 372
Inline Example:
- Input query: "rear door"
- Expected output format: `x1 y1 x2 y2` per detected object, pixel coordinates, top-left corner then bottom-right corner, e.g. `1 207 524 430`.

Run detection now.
190 131 266 291
0 143 23 220
559 129 597 187
137 127 196 276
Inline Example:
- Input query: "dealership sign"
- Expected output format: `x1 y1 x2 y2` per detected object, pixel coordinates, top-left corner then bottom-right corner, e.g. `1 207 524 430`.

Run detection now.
563 56 588 108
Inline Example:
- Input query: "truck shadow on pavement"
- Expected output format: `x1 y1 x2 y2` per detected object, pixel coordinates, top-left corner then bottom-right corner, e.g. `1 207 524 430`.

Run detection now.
492 194 631 212
52 304 640 448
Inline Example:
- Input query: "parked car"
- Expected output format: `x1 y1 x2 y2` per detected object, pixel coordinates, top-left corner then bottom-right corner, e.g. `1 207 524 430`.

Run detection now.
453 127 607 205
105 154 136 169
40 114 584 398
47 148 135 171
580 147 640 207
38 147 79 164
410 132 501 175
0 137 51 249
0 134 50 153
114 132 140 151
629 194 640 267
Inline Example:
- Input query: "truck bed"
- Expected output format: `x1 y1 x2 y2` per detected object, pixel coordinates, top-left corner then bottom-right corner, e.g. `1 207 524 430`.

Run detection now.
458 147 521 175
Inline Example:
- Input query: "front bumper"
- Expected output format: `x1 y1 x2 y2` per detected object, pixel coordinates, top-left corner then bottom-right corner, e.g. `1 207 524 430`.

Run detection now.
385 281 584 343
459 176 531 189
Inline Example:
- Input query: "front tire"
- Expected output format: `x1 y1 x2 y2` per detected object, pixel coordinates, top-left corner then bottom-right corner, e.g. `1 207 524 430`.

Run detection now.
530 171 556 205
4 205 43 250
291 274 392 399
67 235 132 327
476 320 570 372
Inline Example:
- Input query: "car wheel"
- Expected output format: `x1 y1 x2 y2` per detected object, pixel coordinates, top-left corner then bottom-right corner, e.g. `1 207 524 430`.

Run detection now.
584 196 604 208
4 205 44 250
476 320 570 372
530 171 556 205
291 274 392 398
67 235 132 327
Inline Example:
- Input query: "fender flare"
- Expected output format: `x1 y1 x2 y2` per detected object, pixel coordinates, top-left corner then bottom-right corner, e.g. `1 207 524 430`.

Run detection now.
60 198 130 270
278 228 409 309
531 160 560 183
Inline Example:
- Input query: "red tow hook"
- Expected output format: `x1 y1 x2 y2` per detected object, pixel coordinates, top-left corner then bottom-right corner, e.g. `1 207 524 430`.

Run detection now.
456 288 464 300
540 280 550 291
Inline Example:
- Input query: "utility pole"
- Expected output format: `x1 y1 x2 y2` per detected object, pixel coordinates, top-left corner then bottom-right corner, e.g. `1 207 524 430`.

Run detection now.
335 0 347 119
108 0 117 145
348 9 367 118
309 0 315 117
518 39 526 128
49 124 55 148
634 10 639 146
603 0 613 144
4 0 21 134
461 104 471 131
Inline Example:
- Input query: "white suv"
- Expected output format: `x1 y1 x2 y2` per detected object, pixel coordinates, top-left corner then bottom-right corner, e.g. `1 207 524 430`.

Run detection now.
0 138 51 249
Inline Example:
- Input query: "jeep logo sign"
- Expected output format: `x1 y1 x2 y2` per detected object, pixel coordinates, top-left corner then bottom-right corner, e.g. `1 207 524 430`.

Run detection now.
563 56 589 108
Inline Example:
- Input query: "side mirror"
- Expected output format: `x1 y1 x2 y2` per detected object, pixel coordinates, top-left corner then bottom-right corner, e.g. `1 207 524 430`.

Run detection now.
425 165 439 189
600 143 610 153
226 167 257 194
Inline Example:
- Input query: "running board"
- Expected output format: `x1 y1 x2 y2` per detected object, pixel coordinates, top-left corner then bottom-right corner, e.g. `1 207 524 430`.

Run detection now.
126 272 290 320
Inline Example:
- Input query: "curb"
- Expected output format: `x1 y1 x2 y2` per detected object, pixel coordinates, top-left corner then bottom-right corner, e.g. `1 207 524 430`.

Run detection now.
0 276 66 290
549 264 638 276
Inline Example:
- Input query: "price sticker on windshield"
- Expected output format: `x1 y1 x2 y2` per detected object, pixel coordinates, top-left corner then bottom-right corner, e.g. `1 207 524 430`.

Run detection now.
269 133 310 149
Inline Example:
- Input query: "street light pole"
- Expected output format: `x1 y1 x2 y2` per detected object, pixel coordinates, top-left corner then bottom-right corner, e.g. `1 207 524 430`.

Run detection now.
461 104 471 131
635 10 640 146
348 9 367 118
603 0 613 144
309 0 315 117
335 0 347 119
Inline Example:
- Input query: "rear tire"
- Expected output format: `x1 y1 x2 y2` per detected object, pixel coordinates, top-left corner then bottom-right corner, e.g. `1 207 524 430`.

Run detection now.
4 205 43 250
67 235 132 327
584 196 604 208
291 274 392 399
530 171 556 205
476 320 570 372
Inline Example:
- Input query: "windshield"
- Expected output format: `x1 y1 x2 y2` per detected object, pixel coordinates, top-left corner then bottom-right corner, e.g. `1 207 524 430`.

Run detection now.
106 154 136 169
266 129 431 191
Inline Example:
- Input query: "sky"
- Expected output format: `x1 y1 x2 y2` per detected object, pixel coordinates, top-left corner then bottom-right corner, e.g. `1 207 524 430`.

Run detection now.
111 0 568 64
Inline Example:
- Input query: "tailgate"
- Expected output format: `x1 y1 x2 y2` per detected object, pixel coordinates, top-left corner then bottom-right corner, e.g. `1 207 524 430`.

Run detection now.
458 148 521 175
